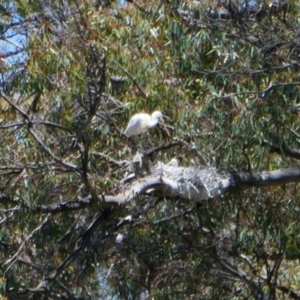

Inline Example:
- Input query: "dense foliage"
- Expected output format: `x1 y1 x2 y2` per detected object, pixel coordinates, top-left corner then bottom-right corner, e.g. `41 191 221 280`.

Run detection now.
0 0 300 299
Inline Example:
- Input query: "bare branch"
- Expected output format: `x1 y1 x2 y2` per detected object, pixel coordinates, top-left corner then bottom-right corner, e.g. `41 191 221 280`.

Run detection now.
0 92 31 122
0 121 26 129
17 257 44 273
32 208 113 294
4 214 52 270
229 167 300 187
289 128 300 139
195 63 300 76
219 258 264 297
276 285 300 300
268 143 300 160
90 151 129 167
261 82 300 97
105 164 300 204
104 163 228 204
115 62 149 100
28 128 79 171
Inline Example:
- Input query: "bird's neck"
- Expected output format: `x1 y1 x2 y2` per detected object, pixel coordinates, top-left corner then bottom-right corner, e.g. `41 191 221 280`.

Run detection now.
148 119 158 128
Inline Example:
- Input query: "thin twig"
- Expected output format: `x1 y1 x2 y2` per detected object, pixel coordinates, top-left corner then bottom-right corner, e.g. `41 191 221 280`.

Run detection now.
0 92 31 121
115 62 148 100
90 151 129 167
261 82 300 96
28 128 79 170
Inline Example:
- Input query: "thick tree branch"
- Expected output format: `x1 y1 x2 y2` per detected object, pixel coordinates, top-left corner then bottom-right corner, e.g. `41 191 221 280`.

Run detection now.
105 164 228 203
1 165 299 217
105 164 300 204
229 167 300 187
268 143 300 160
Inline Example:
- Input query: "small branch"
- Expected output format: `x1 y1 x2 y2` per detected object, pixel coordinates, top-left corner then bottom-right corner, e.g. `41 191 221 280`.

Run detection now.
289 128 300 139
28 128 79 171
173 137 209 166
144 139 209 166
4 214 52 270
34 195 96 214
58 212 83 245
2 37 24 50
55 279 80 299
0 163 37 171
0 211 15 226
33 120 71 131
195 63 299 76
219 258 264 297
152 206 195 225
0 207 20 213
276 285 300 300
74 48 106 135
261 82 300 97
143 140 181 157
0 92 30 122
90 151 129 167
270 253 284 286
1 93 77 170
17 257 44 273
0 121 26 129
115 62 148 100
44 208 112 283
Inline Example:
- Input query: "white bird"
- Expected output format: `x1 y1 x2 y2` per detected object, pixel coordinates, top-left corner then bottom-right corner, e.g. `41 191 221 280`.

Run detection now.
124 111 163 137
167 158 179 167
116 233 124 244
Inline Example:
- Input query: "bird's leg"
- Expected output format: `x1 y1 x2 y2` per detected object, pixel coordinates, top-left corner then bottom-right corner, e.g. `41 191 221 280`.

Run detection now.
127 137 138 154
126 136 150 155
140 132 154 150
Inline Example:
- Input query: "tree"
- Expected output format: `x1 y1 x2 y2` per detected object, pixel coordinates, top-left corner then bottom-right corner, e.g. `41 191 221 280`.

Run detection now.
0 0 300 299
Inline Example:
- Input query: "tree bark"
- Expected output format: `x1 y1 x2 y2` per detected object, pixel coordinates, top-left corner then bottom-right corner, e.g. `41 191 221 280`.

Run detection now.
103 163 300 204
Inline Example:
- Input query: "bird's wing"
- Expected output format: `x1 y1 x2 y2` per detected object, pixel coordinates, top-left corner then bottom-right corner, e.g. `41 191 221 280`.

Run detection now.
124 113 150 137
124 115 142 137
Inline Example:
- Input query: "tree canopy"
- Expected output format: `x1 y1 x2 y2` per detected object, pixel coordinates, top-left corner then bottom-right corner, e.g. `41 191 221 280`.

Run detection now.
1 0 300 299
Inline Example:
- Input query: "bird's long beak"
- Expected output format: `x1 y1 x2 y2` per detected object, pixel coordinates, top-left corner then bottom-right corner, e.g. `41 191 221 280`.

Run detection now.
162 114 172 122
159 117 171 137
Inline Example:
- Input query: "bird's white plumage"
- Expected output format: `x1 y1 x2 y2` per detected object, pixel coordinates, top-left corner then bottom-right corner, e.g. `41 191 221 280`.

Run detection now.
167 158 179 167
124 111 163 137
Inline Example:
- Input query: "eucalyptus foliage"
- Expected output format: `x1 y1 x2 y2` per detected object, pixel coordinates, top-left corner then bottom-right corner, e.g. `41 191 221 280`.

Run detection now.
0 0 300 299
